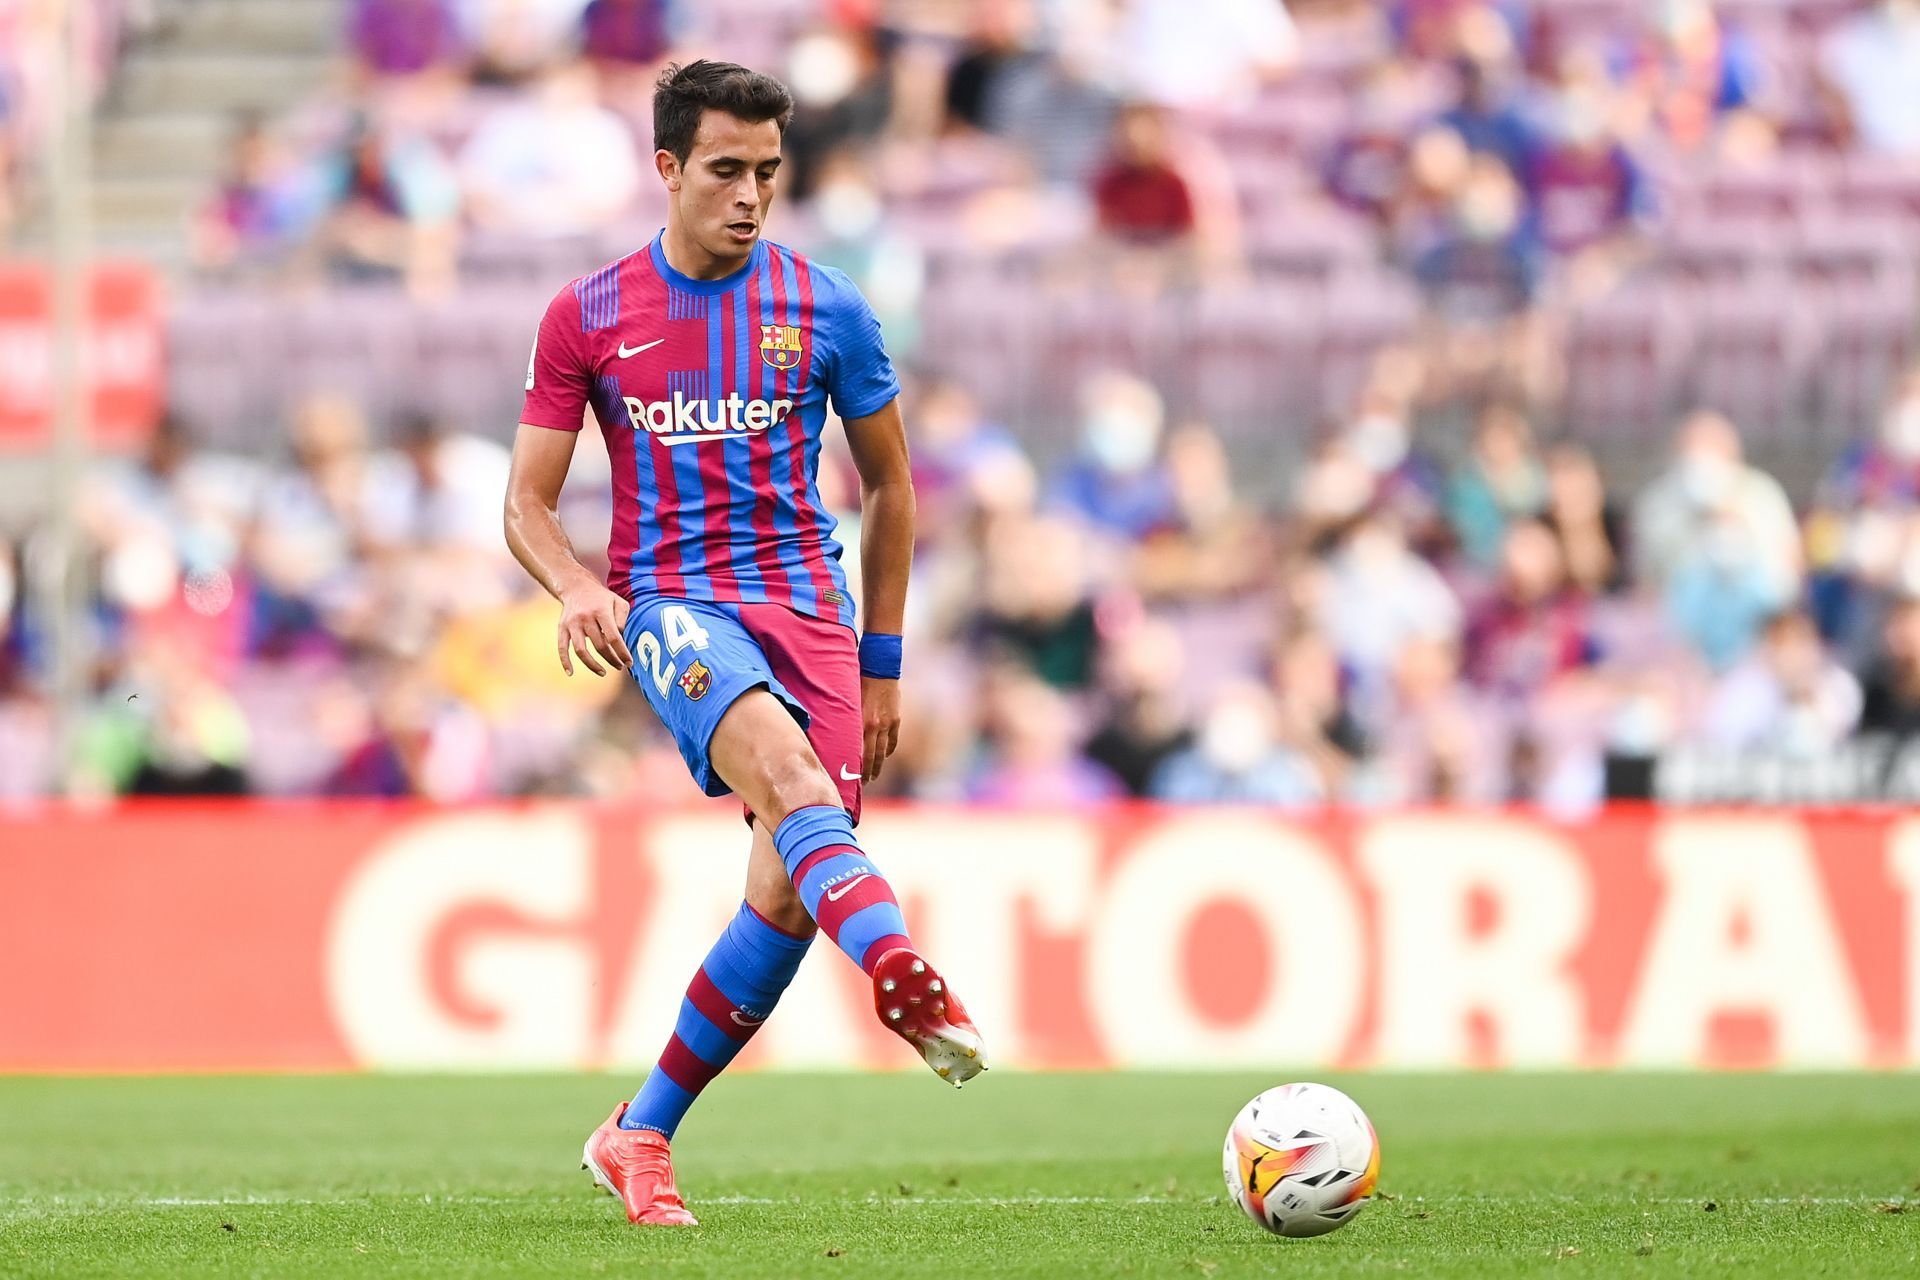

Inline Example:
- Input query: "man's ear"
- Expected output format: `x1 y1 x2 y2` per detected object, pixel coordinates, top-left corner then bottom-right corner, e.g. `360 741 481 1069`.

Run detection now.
655 149 681 192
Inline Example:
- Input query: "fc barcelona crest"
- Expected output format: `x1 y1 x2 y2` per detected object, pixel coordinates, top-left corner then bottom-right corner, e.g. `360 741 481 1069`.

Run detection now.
678 659 712 701
759 323 802 371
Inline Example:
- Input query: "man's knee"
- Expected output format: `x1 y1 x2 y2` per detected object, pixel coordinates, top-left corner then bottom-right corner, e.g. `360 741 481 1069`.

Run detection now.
747 879 816 938
760 752 841 826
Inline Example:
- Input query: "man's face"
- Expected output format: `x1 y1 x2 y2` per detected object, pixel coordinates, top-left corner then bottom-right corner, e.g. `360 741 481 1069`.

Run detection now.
659 110 783 263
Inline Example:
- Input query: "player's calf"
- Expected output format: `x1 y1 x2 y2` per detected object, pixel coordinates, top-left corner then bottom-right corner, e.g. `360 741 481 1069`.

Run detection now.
619 902 810 1138
771 804 990 1084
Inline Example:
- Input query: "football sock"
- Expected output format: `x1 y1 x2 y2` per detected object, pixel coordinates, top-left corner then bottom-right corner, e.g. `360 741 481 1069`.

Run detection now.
620 902 810 1136
773 804 912 974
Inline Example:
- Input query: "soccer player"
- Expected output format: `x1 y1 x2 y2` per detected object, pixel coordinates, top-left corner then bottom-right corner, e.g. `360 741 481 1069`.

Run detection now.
503 60 987 1226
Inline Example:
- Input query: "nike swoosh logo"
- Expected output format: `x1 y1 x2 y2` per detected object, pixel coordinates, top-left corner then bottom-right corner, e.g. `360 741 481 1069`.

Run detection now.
729 1010 764 1028
617 339 664 358
839 764 862 781
824 874 871 903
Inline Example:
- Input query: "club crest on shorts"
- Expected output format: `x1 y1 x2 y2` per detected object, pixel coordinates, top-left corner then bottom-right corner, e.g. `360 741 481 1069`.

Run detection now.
759 323 802 371
677 659 712 700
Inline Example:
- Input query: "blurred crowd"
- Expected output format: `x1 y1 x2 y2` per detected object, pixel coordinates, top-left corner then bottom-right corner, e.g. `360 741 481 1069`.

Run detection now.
5 0 1920 808
7 354 1920 811
179 0 1920 305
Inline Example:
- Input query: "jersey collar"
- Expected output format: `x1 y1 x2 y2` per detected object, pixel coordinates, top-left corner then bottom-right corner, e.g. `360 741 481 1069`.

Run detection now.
647 231 767 296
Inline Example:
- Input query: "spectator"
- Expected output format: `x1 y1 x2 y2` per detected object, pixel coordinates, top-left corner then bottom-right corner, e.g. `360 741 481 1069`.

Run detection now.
1106 0 1298 110
1860 596 1920 739
968 20 1116 186
967 666 1123 806
252 394 378 608
350 0 466 79
945 0 1038 133
1612 0 1769 154
459 63 640 237
1326 62 1426 222
1445 401 1546 568
309 117 459 291
972 514 1101 690
1822 367 1920 516
466 0 597 85
1439 50 1538 177
192 115 315 272
1541 442 1625 595
364 413 513 554
102 638 252 798
1084 620 1195 797
1818 0 1920 154
1269 627 1368 796
1633 410 1800 598
580 0 670 67
779 26 894 200
1705 610 1861 753
1131 422 1270 602
1375 632 1502 803
1413 153 1543 322
1389 123 1473 268
1316 511 1463 702
1664 506 1796 672
1463 518 1595 704
1048 371 1176 540
1091 103 1197 248
1150 682 1324 805
1810 371 1920 651
1521 77 1654 266
325 663 490 800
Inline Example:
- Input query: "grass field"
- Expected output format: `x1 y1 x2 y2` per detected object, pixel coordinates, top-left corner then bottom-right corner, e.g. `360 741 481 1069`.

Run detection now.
1 1071 1916 1278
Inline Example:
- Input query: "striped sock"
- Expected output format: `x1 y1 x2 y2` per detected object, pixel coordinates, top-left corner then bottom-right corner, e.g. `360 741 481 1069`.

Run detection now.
772 805 912 974
620 902 810 1136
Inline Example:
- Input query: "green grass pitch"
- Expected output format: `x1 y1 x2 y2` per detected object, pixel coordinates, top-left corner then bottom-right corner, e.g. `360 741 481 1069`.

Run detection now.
2 1071 1916 1277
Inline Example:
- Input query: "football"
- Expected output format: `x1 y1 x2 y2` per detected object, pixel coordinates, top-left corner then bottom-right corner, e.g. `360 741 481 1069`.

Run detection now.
1222 1082 1380 1237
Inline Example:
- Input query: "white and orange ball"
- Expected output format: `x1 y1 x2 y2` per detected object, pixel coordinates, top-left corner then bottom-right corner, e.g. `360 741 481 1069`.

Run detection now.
1222 1082 1380 1237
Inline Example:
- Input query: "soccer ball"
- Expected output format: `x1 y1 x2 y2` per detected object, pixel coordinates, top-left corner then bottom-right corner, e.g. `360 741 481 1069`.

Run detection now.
1222 1082 1379 1237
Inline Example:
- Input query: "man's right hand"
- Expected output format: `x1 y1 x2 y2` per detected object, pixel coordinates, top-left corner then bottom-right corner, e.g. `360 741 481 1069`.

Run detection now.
557 581 634 677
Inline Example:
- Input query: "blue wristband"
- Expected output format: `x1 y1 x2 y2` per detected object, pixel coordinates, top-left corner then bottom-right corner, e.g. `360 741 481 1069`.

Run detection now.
859 632 903 679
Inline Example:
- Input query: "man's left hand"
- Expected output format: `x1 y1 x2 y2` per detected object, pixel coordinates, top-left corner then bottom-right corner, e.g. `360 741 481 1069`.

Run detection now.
860 676 902 783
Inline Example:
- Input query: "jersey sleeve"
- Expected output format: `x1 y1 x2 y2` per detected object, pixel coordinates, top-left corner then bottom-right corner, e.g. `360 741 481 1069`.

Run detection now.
818 267 900 421
519 283 593 431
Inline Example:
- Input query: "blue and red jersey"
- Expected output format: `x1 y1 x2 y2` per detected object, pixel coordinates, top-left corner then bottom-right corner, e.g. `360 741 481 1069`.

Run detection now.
520 232 899 629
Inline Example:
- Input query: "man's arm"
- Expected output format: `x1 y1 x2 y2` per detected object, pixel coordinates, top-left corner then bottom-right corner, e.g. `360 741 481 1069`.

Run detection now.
504 423 633 677
843 397 914 782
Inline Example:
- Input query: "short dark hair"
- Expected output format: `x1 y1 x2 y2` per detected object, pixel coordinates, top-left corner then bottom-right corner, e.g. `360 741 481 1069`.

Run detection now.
652 60 794 165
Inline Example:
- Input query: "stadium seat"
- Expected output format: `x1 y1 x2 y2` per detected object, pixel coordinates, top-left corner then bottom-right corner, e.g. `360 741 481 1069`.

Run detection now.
1561 282 1692 446
1682 283 1822 446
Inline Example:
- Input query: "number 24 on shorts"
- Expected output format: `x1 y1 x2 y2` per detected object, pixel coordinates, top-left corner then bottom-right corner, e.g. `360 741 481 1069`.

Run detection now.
634 604 712 697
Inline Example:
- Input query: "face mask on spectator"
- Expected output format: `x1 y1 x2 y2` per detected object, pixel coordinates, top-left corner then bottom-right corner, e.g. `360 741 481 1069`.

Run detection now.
1883 401 1920 461
1899 553 1920 599
1200 702 1271 772
1346 413 1409 473
1678 455 1735 507
1083 406 1159 474
1608 692 1671 754
815 180 881 239
1457 182 1517 241
1558 95 1607 147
